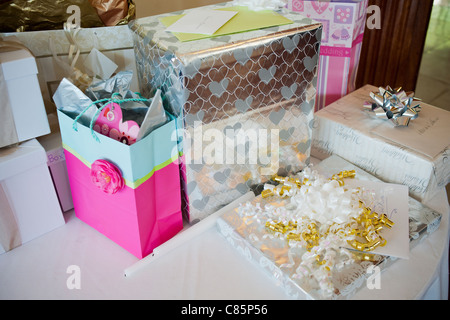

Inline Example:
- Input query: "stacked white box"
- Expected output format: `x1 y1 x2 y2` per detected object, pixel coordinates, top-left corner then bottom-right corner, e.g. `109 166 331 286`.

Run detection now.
0 38 50 148
0 139 65 254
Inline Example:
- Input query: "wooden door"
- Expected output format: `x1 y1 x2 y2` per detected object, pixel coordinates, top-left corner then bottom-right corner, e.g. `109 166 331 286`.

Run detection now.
356 0 434 92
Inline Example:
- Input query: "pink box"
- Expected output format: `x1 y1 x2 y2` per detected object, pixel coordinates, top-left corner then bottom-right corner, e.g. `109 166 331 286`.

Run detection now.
38 114 73 212
288 0 369 111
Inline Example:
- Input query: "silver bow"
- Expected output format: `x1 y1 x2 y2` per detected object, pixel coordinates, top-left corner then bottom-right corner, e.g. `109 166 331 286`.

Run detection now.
364 86 421 127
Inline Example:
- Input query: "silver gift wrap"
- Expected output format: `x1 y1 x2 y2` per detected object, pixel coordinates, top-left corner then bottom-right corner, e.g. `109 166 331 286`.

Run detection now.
129 3 323 222
217 155 442 300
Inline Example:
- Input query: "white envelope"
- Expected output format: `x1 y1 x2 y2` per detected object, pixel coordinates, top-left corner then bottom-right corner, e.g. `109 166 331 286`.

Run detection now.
165 9 238 35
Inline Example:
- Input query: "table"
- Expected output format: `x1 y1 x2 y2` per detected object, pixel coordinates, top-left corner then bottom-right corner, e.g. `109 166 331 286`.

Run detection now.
0 184 448 300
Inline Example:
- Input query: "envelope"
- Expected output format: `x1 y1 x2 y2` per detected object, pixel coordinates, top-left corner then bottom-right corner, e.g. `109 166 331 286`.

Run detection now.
160 6 294 42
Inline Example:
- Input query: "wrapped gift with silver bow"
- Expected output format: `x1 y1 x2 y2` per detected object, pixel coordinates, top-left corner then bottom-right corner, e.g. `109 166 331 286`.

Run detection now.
312 84 450 203
364 86 422 127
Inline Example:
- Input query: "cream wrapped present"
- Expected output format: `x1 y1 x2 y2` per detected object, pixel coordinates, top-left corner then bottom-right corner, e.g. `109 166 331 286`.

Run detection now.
130 3 322 223
312 84 450 203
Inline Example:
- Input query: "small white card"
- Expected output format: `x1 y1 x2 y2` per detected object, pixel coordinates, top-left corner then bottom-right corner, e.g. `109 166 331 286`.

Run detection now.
343 179 410 260
165 9 238 35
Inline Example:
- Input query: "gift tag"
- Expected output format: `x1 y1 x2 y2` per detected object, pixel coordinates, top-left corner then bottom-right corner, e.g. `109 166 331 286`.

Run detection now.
93 102 140 145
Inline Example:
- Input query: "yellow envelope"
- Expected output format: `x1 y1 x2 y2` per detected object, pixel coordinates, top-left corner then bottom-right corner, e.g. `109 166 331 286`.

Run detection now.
160 6 293 42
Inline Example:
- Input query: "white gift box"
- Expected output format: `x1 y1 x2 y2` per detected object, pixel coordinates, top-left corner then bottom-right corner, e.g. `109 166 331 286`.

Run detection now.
37 114 73 212
0 37 50 148
312 84 450 202
0 139 65 254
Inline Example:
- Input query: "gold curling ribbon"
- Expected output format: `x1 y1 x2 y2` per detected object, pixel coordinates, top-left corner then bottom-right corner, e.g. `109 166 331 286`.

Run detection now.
347 202 394 252
262 169 394 260
331 170 356 186
263 170 355 199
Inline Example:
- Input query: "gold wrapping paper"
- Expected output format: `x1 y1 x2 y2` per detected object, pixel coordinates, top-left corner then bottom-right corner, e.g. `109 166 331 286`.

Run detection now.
0 0 135 32
89 0 136 26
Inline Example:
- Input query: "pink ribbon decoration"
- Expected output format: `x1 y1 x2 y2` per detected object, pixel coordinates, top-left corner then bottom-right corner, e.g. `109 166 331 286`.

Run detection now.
90 159 124 194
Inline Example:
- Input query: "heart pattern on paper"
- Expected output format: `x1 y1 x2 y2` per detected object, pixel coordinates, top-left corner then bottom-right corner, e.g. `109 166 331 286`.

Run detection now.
235 96 253 113
281 83 298 100
258 66 277 84
185 110 205 126
234 47 254 66
213 168 231 184
236 183 250 195
280 127 295 141
282 35 300 54
303 54 318 73
187 181 197 195
297 139 311 154
189 163 204 173
209 78 229 97
311 1 330 14
184 59 203 79
269 108 286 125
192 196 210 210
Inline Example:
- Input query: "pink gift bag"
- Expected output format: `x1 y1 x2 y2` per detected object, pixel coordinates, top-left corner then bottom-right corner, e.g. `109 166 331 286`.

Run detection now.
57 106 183 259
288 0 369 111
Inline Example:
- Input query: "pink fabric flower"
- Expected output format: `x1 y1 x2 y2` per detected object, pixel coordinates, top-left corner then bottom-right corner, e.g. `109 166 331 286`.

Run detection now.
90 160 124 194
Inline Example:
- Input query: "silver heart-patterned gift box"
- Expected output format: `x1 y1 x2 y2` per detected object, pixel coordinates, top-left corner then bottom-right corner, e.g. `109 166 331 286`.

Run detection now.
129 3 323 223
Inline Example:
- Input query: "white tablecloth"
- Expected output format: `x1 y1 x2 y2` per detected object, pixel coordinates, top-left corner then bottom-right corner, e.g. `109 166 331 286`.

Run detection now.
0 187 448 300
